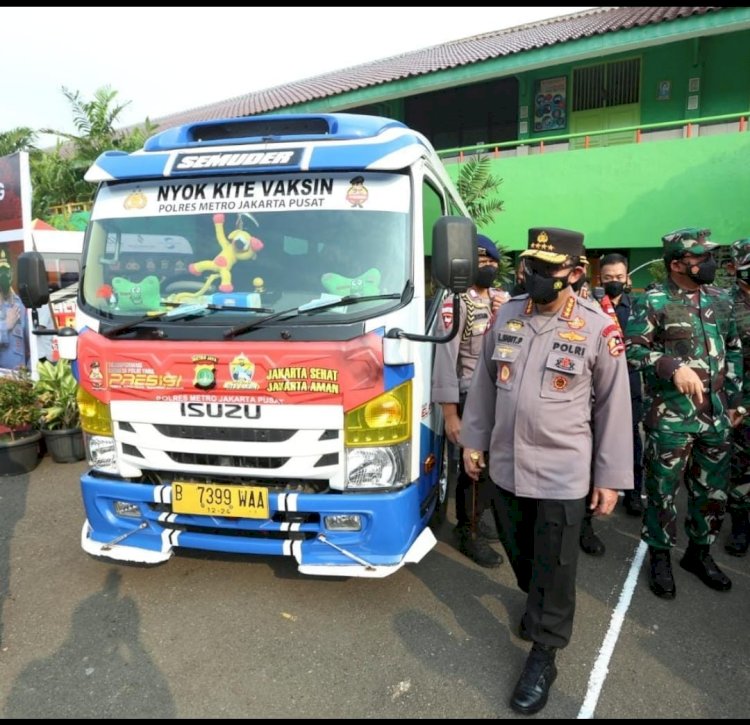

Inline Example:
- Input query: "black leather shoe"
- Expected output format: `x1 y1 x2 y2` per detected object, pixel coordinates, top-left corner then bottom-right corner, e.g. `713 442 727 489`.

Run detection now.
725 511 750 557
579 517 605 556
510 644 558 715
478 509 500 541
453 524 503 568
679 542 732 591
648 547 676 599
624 491 644 517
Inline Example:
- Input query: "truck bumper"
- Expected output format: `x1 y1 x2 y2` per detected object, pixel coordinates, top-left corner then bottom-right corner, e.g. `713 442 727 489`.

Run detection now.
80 473 438 577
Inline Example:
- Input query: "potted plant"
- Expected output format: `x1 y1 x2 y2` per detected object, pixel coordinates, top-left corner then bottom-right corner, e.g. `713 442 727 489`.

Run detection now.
0 367 43 476
34 359 85 463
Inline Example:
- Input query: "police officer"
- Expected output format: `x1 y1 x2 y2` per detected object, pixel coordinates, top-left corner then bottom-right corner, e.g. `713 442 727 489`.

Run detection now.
461 228 633 715
432 234 506 568
626 228 744 599
724 238 750 556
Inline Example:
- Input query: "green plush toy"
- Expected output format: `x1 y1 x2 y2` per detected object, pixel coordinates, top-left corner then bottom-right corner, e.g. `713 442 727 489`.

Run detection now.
321 268 381 297
111 275 162 311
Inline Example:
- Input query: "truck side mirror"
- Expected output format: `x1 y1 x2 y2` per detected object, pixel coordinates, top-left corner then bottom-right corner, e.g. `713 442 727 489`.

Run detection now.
431 216 477 293
17 251 50 309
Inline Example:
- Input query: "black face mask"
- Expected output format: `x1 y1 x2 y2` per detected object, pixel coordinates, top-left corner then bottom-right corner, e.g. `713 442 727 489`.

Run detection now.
475 266 497 289
682 256 717 285
525 270 571 304
736 267 750 285
603 281 631 298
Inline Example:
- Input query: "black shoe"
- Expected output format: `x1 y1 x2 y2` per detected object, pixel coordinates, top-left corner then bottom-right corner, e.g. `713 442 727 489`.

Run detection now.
725 511 750 557
648 547 676 599
518 615 532 642
453 524 503 568
579 517 605 556
624 491 644 517
679 542 732 591
510 644 558 715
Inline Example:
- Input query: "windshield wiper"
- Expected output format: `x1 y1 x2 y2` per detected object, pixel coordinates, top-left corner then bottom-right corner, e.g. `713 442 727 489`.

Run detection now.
223 292 402 339
104 301 274 338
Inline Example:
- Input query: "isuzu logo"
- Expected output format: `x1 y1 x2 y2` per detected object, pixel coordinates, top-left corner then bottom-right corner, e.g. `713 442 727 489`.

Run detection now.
180 403 261 419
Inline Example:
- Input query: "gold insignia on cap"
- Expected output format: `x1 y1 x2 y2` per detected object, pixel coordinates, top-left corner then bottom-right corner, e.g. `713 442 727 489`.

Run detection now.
537 231 549 244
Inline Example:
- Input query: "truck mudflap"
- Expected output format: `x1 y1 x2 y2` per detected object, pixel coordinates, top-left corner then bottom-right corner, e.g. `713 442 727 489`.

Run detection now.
79 474 439 577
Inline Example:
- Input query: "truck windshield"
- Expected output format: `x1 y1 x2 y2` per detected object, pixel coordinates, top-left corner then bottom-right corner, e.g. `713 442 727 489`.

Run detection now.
80 172 411 324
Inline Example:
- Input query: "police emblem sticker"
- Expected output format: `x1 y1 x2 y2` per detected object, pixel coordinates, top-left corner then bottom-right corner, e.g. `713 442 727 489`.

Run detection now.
551 374 569 391
498 364 512 383
607 336 625 357
567 316 586 330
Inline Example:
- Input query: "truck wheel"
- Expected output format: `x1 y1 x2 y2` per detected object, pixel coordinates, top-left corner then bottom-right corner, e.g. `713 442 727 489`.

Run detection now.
429 441 451 529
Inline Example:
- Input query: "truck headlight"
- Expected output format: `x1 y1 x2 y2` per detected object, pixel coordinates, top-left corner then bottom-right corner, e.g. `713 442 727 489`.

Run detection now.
345 442 410 489
84 434 118 473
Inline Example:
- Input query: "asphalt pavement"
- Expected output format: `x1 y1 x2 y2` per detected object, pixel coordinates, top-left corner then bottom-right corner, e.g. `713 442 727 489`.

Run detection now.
1 456 748 718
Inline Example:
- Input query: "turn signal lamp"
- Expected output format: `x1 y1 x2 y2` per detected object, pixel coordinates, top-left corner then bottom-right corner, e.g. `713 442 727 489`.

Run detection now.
78 387 113 436
344 381 411 446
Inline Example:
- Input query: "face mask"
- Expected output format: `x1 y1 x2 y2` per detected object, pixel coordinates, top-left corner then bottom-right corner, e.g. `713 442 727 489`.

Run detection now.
475 266 497 289
736 267 750 285
525 270 570 304
682 256 716 285
603 281 631 298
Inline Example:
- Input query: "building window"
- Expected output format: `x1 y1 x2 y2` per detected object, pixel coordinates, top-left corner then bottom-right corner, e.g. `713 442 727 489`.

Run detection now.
572 58 640 111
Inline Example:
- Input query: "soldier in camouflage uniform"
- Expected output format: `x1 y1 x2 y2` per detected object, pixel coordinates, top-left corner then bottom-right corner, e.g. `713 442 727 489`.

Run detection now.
723 238 750 556
625 228 745 600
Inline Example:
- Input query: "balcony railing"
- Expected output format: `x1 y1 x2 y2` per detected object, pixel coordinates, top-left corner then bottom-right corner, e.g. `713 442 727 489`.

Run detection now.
436 111 750 162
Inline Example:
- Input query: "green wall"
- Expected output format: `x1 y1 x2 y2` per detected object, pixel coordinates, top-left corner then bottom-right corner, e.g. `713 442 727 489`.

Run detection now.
445 130 750 287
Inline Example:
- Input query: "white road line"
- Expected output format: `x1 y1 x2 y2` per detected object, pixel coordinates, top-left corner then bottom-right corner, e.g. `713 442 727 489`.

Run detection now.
577 539 648 719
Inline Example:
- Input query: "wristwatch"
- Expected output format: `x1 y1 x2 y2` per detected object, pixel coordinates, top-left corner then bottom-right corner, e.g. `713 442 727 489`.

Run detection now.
737 406 748 416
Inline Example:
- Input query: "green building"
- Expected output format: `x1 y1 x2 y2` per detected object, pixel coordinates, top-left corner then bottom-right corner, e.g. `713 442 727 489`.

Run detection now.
152 7 750 287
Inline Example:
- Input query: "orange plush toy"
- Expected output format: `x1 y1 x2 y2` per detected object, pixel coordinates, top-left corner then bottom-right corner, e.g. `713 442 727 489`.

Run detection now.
189 213 264 292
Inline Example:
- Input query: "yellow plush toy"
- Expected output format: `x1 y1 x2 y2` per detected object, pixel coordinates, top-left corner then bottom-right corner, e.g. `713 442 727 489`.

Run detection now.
189 213 264 292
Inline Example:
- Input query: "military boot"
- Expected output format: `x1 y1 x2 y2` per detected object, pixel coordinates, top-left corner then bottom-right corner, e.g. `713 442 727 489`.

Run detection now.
453 524 503 568
648 547 676 599
679 541 732 591
724 510 750 557
510 643 558 715
579 515 605 556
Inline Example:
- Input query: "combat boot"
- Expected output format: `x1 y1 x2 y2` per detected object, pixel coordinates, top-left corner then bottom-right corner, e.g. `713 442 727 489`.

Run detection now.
725 510 750 557
648 547 676 599
623 490 644 517
510 643 558 715
679 541 732 591
579 515 605 556
453 524 503 568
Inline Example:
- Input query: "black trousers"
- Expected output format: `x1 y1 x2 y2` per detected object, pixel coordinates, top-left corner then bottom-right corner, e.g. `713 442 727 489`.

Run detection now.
489 484 586 649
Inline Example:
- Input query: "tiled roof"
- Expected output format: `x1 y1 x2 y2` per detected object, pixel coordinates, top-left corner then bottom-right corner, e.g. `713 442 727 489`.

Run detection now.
148 7 726 131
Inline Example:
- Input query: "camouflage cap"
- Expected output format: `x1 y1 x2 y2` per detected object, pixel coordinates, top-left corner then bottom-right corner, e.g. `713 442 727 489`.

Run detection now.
730 238 750 270
661 227 717 258
520 227 585 265
0 249 9 269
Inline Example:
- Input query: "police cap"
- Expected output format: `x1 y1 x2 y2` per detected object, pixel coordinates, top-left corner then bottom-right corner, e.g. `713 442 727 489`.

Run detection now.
520 228 585 265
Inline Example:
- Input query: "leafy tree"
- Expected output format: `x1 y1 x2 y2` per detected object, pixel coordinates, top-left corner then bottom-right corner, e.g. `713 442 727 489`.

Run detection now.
23 85 157 222
456 155 504 227
0 127 37 155
456 155 511 288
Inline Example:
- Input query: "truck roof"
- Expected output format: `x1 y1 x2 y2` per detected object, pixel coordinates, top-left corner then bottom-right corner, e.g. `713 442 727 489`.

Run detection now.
85 113 443 183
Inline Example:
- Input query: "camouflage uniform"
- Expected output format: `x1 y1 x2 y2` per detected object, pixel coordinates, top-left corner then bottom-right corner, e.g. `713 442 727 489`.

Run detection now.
725 238 750 555
625 232 743 552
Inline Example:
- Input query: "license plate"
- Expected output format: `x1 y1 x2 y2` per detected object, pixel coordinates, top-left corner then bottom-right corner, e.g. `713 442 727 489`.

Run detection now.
171 481 270 518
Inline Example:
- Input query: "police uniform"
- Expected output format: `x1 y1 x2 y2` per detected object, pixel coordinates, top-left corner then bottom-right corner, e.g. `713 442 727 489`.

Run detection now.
461 228 633 650
0 249 28 372
432 235 505 567
625 227 741 597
